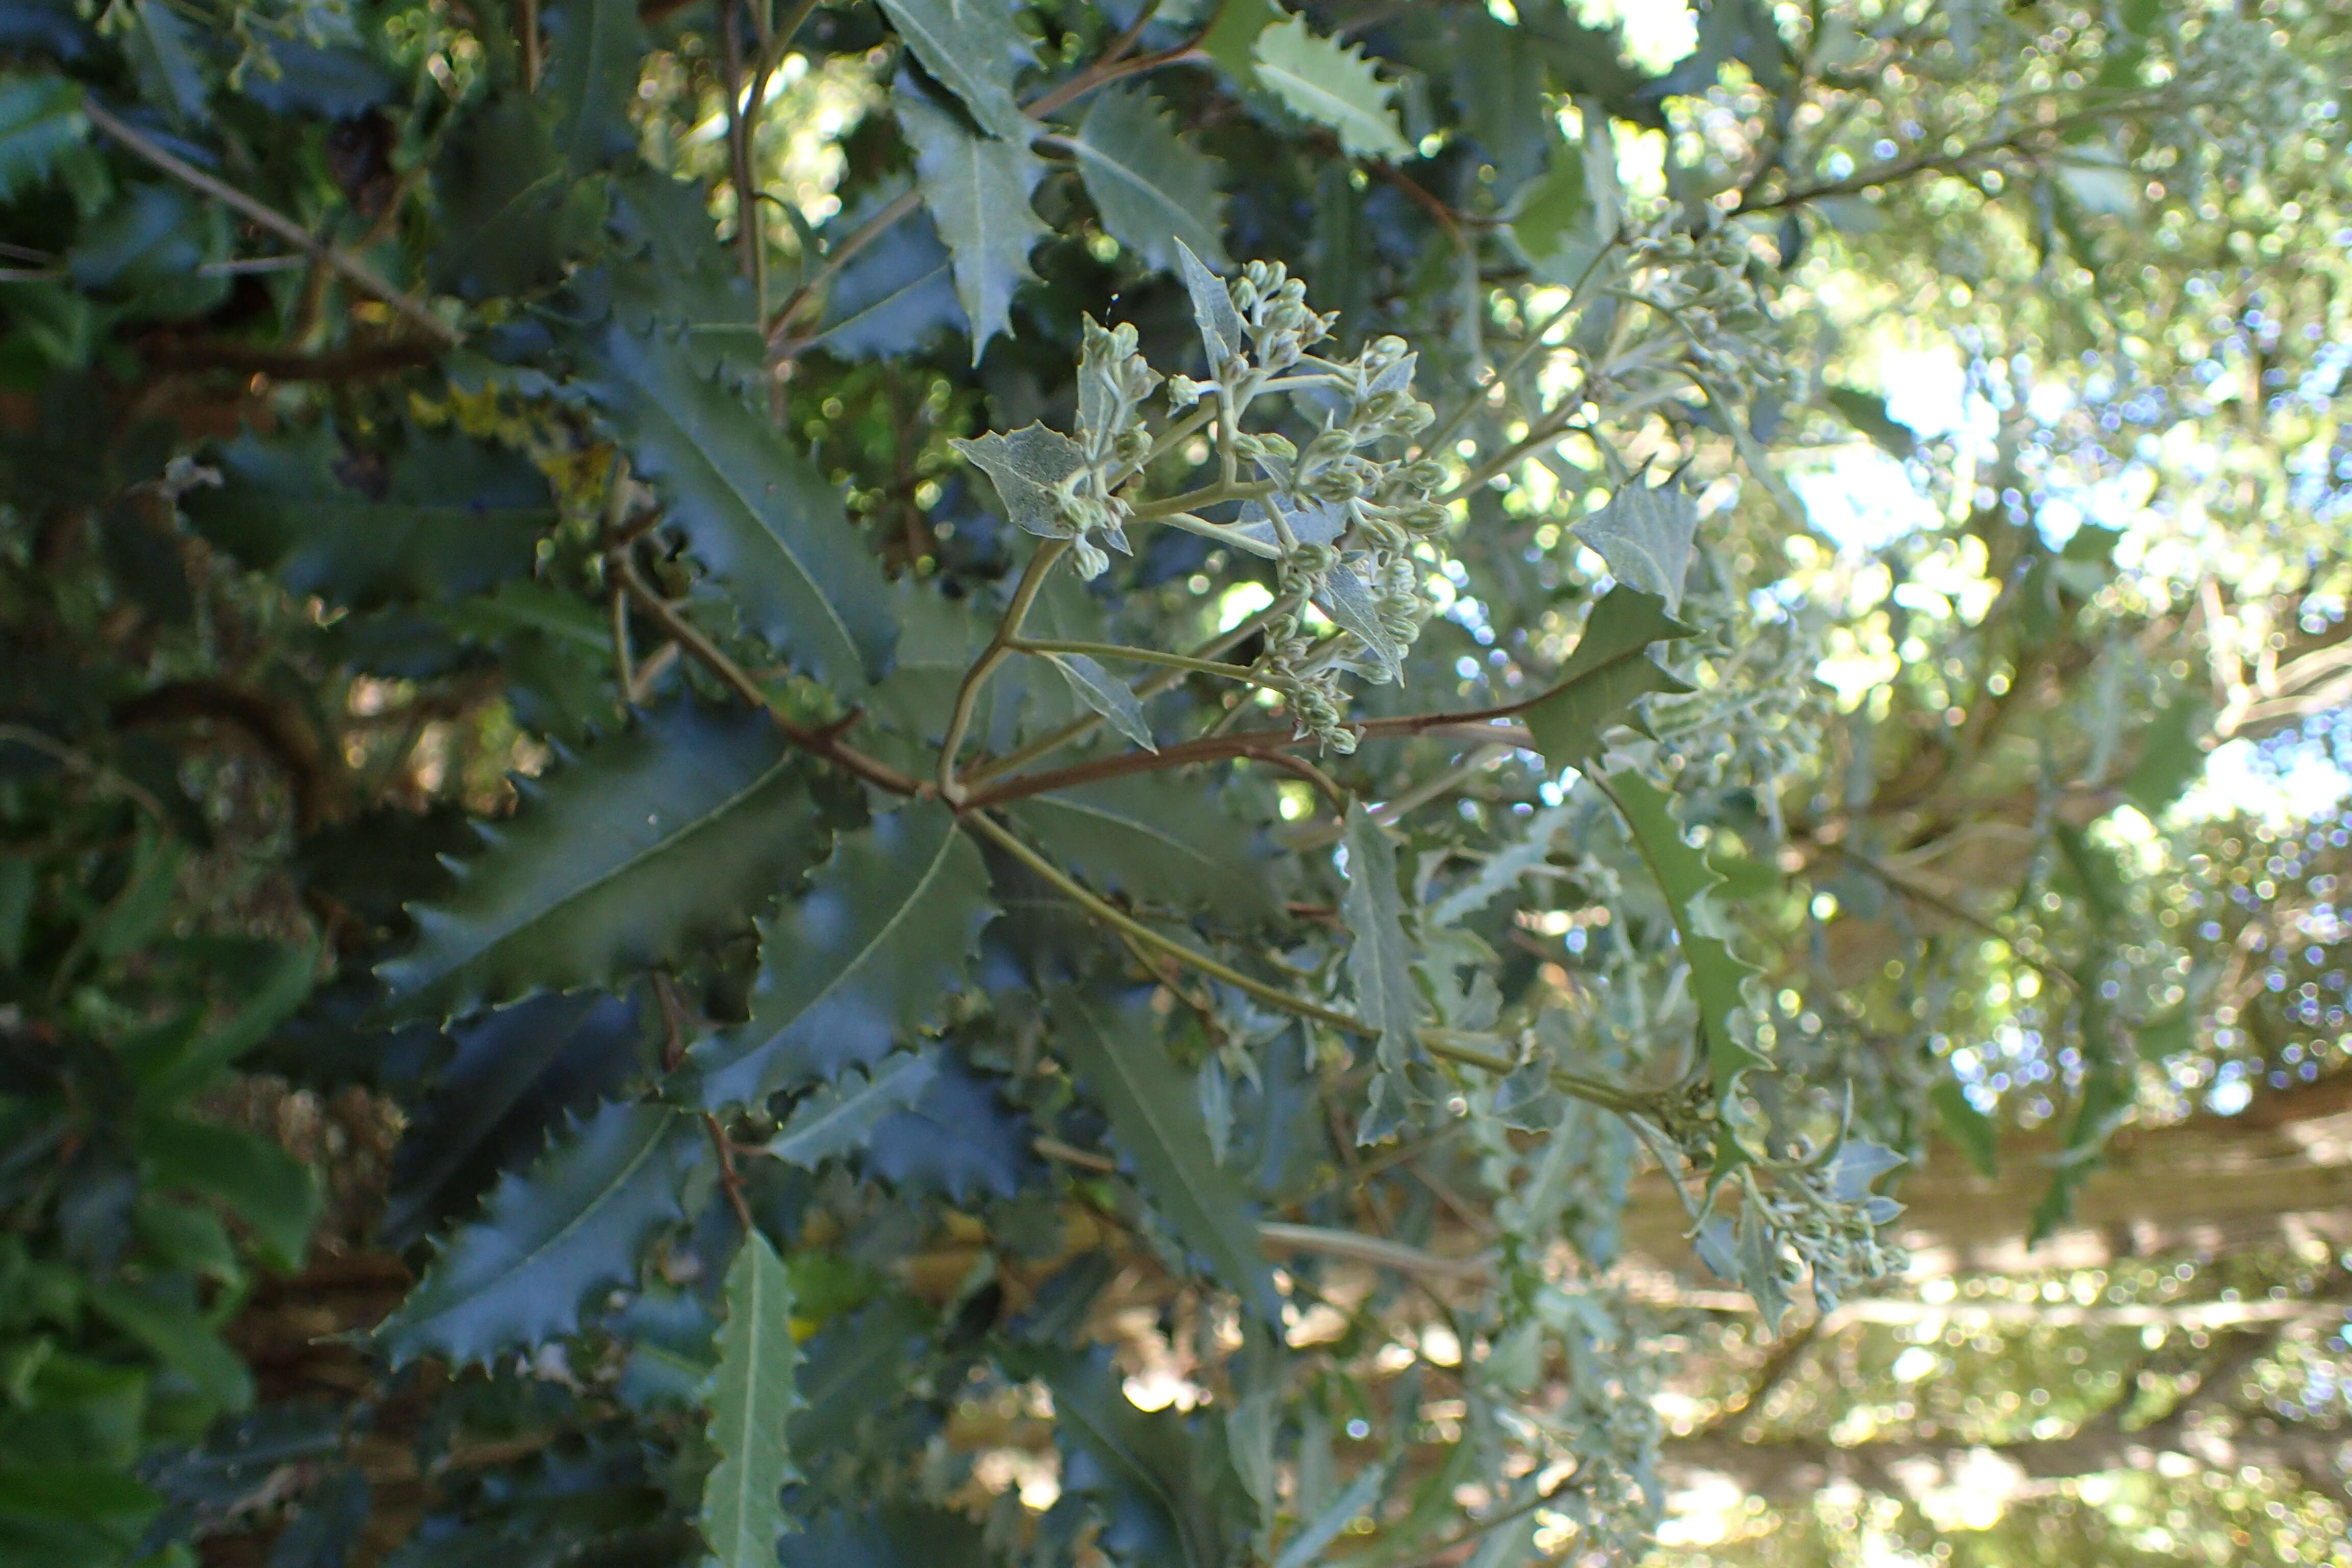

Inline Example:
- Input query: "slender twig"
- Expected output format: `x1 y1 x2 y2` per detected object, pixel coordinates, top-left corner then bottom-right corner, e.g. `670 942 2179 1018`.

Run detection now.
705 1112 756 1232
1012 638 1271 687
0 723 167 819
938 537 1070 800
1257 1221 1492 1281
82 100 457 346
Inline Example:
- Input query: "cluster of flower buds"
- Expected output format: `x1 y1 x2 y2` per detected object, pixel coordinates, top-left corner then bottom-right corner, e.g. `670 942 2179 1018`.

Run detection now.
1621 215 1790 400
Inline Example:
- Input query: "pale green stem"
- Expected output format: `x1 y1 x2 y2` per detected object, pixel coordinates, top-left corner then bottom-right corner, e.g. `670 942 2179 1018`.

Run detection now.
1013 639 1273 688
938 537 1069 800
1129 478 1278 520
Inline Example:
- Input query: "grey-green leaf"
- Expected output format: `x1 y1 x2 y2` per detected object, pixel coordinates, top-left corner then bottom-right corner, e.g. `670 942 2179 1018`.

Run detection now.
1046 652 1156 752
1176 237 1244 366
1251 13 1410 160
895 81 1049 364
378 702 825 1020
948 423 1085 537
1073 87 1230 274
0 74 86 203
762 1050 940 1168
1520 586 1698 767
693 801 995 1108
543 0 646 176
1054 989 1280 1320
1571 482 1699 612
1340 801 1420 1073
377 1100 697 1367
1272 1460 1389 1568
1313 563 1404 679
699 1231 801 1568
874 0 1032 142
1007 776 1277 923
581 321 896 687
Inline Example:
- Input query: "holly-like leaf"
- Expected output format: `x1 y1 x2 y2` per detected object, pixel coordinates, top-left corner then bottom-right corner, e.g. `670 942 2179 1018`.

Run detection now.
1045 652 1157 752
693 801 994 1108
1030 1345 1248 1568
542 0 645 176
1571 483 1699 612
864 1056 1037 1202
1520 586 1697 767
581 321 896 687
948 423 1084 537
383 989 647 1248
699 1231 800 1568
379 702 825 1020
895 80 1049 364
814 207 965 360
1599 769 1766 1097
762 1049 940 1169
1073 87 1230 275
873 0 1032 143
789 1507 993 1568
0 73 85 202
1053 989 1280 1320
1340 802 1421 1111
377 1099 697 1367
1251 13 1411 161
1176 237 1245 368
1006 776 1278 923
185 427 554 611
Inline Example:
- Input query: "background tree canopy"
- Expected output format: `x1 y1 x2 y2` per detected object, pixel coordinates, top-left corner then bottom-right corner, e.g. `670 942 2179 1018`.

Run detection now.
1 1 2347 1565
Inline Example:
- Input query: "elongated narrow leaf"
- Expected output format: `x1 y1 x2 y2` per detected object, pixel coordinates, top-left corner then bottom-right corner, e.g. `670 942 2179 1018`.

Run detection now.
1600 769 1765 1097
693 801 994 1108
1571 483 1699 612
1272 1461 1389 1568
1251 14 1410 160
699 1231 800 1568
1030 1345 1246 1568
1313 562 1404 679
581 322 896 687
1054 989 1279 1320
1046 652 1156 751
896 81 1048 363
1073 87 1230 274
1520 586 1697 767
0 73 85 202
1007 776 1277 923
87 1285 252 1411
1341 802 1419 1070
380 702 824 1020
140 1117 320 1271
763 1050 939 1168
542 0 644 176
378 1100 696 1366
1177 237 1245 368
815 207 965 359
873 0 1031 142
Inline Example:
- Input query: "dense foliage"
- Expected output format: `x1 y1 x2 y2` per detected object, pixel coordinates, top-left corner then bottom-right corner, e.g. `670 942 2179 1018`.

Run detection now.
1 2 2346 1565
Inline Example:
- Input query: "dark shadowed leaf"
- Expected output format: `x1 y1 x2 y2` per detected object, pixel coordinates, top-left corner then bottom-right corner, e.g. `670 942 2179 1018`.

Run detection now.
761 1049 939 1168
895 80 1050 364
1520 586 1698 766
1007 776 1278 923
1073 87 1229 274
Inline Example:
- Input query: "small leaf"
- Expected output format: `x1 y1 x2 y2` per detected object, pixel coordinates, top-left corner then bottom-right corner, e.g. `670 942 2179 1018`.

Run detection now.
1824 385 1918 460
948 423 1085 537
1199 0 1280 89
895 79 1049 364
129 938 317 1101
1006 776 1278 923
2121 698 2208 815
814 206 966 360
1073 87 1230 274
1570 482 1699 612
1508 140 1591 266
262 1468 369 1568
1313 561 1404 679
1520 586 1698 766
140 1117 320 1272
87 1285 252 1411
1045 652 1157 752
1176 236 1245 367
864 1057 1037 1202
873 0 1032 143
124 0 209 126
380 702 825 1020
1735 1204 1793 1329
693 801 995 1108
1251 13 1411 160
699 1231 801 1568
377 1099 697 1367
581 322 897 687
1272 1461 1388 1568
0 73 86 203
763 1050 940 1168
1054 989 1280 1320
1599 769 1766 1099
1341 801 1422 1092
1823 1138 1904 1201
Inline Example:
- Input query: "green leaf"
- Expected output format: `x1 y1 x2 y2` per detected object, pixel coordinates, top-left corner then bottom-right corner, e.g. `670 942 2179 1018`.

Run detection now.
1931 1079 1998 1178
1251 13 1411 161
1272 1460 1388 1568
1199 0 1280 88
873 0 1033 143
1176 237 1245 365
0 1465 159 1567
699 1231 801 1568
2122 698 2208 815
1825 385 1918 460
124 0 209 126
1453 14 1548 193
1735 1203 1793 1329
86 1285 252 1411
1045 652 1157 752
693 801 994 1108
128 936 316 1105
430 92 606 299
1031 1345 1246 1568
1073 87 1230 275
1571 483 1699 613
1520 586 1697 767
0 854 33 969
1340 801 1421 1089
1054 989 1280 1320
948 423 1085 538
1313 560 1405 678
379 702 825 1020
1006 776 1278 923
761 1050 940 1169
185 427 554 612
895 81 1050 364
1508 140 1590 265
377 1099 697 1367
580 322 896 687
1599 769 1766 1099
542 0 646 176
0 74 85 203
139 1117 320 1271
